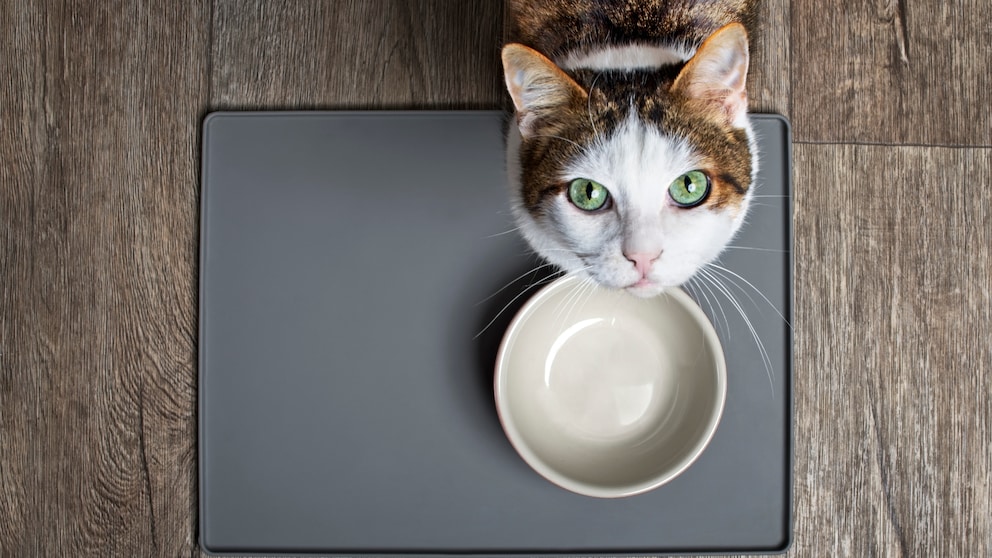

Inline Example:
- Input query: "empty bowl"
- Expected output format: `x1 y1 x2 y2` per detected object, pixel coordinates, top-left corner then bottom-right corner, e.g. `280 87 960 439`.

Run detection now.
494 274 727 498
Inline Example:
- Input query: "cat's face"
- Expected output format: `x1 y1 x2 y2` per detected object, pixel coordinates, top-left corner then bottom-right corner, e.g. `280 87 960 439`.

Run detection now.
503 24 755 298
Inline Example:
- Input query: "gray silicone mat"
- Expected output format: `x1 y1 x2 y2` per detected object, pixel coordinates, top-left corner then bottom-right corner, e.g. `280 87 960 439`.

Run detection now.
199 111 793 555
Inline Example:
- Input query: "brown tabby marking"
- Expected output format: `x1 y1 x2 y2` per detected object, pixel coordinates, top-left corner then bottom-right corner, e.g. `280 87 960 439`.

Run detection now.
507 0 756 59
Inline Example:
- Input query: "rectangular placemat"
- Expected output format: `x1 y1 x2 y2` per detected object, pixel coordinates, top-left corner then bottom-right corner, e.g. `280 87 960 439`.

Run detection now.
199 111 793 555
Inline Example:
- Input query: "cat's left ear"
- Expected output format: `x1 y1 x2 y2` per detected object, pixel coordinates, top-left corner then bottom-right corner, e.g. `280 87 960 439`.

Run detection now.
502 43 588 138
672 23 750 127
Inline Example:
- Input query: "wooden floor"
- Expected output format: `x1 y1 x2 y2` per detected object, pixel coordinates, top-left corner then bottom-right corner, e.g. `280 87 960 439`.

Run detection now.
1 1 989 556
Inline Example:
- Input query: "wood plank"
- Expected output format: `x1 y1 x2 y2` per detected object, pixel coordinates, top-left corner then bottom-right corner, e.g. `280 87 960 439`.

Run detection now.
210 0 784 114
210 0 505 109
790 144 992 556
0 2 208 556
791 0 992 145
749 0 790 116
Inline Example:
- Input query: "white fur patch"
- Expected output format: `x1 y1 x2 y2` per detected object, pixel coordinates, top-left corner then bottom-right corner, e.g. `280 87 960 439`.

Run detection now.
507 111 757 297
558 43 694 72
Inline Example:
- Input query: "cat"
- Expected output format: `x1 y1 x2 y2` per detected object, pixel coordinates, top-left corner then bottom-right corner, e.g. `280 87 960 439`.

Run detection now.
502 0 758 298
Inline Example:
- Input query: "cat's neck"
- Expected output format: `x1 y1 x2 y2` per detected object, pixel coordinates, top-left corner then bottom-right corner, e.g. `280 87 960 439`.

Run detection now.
557 43 694 72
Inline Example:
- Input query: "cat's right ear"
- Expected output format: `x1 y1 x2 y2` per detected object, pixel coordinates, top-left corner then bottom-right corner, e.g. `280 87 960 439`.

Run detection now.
671 23 750 128
502 44 587 138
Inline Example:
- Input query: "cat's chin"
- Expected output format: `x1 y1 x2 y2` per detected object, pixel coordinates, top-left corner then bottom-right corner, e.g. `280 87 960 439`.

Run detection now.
562 267 670 299
623 281 667 299
578 273 669 298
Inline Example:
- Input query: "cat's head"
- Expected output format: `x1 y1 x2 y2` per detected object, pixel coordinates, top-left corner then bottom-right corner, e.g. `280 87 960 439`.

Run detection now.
502 24 756 298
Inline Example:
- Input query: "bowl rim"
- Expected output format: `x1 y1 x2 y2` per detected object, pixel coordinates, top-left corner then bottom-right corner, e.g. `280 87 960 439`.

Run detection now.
493 274 728 498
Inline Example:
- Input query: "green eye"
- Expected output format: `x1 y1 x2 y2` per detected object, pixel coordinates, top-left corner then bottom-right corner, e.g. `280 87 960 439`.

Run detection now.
568 178 610 211
669 170 710 207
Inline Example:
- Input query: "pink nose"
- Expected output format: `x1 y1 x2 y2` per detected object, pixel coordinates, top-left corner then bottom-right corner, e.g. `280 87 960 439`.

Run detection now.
624 251 660 278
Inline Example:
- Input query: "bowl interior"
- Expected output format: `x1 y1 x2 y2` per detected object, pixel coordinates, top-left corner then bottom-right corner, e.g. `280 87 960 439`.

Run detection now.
495 275 727 498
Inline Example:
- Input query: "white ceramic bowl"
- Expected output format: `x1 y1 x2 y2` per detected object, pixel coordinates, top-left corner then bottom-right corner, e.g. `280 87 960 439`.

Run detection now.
494 274 727 498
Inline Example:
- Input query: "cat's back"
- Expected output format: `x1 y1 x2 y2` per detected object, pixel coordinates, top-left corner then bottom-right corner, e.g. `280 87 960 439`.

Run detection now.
507 0 755 65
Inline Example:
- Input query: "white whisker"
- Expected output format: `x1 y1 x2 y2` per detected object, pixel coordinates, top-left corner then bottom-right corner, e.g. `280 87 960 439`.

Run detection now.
687 276 729 339
707 266 760 312
475 262 558 306
587 72 602 136
473 272 561 340
532 134 584 150
706 263 793 330
575 276 599 320
724 245 787 253
552 274 589 327
684 280 715 333
553 273 597 331
690 277 728 335
483 227 522 239
697 268 775 397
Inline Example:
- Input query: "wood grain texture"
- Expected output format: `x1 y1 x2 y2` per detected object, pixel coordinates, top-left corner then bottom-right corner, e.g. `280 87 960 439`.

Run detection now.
791 144 992 557
748 0 790 116
791 1 992 146
0 1 207 556
3 1 992 557
210 0 505 109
